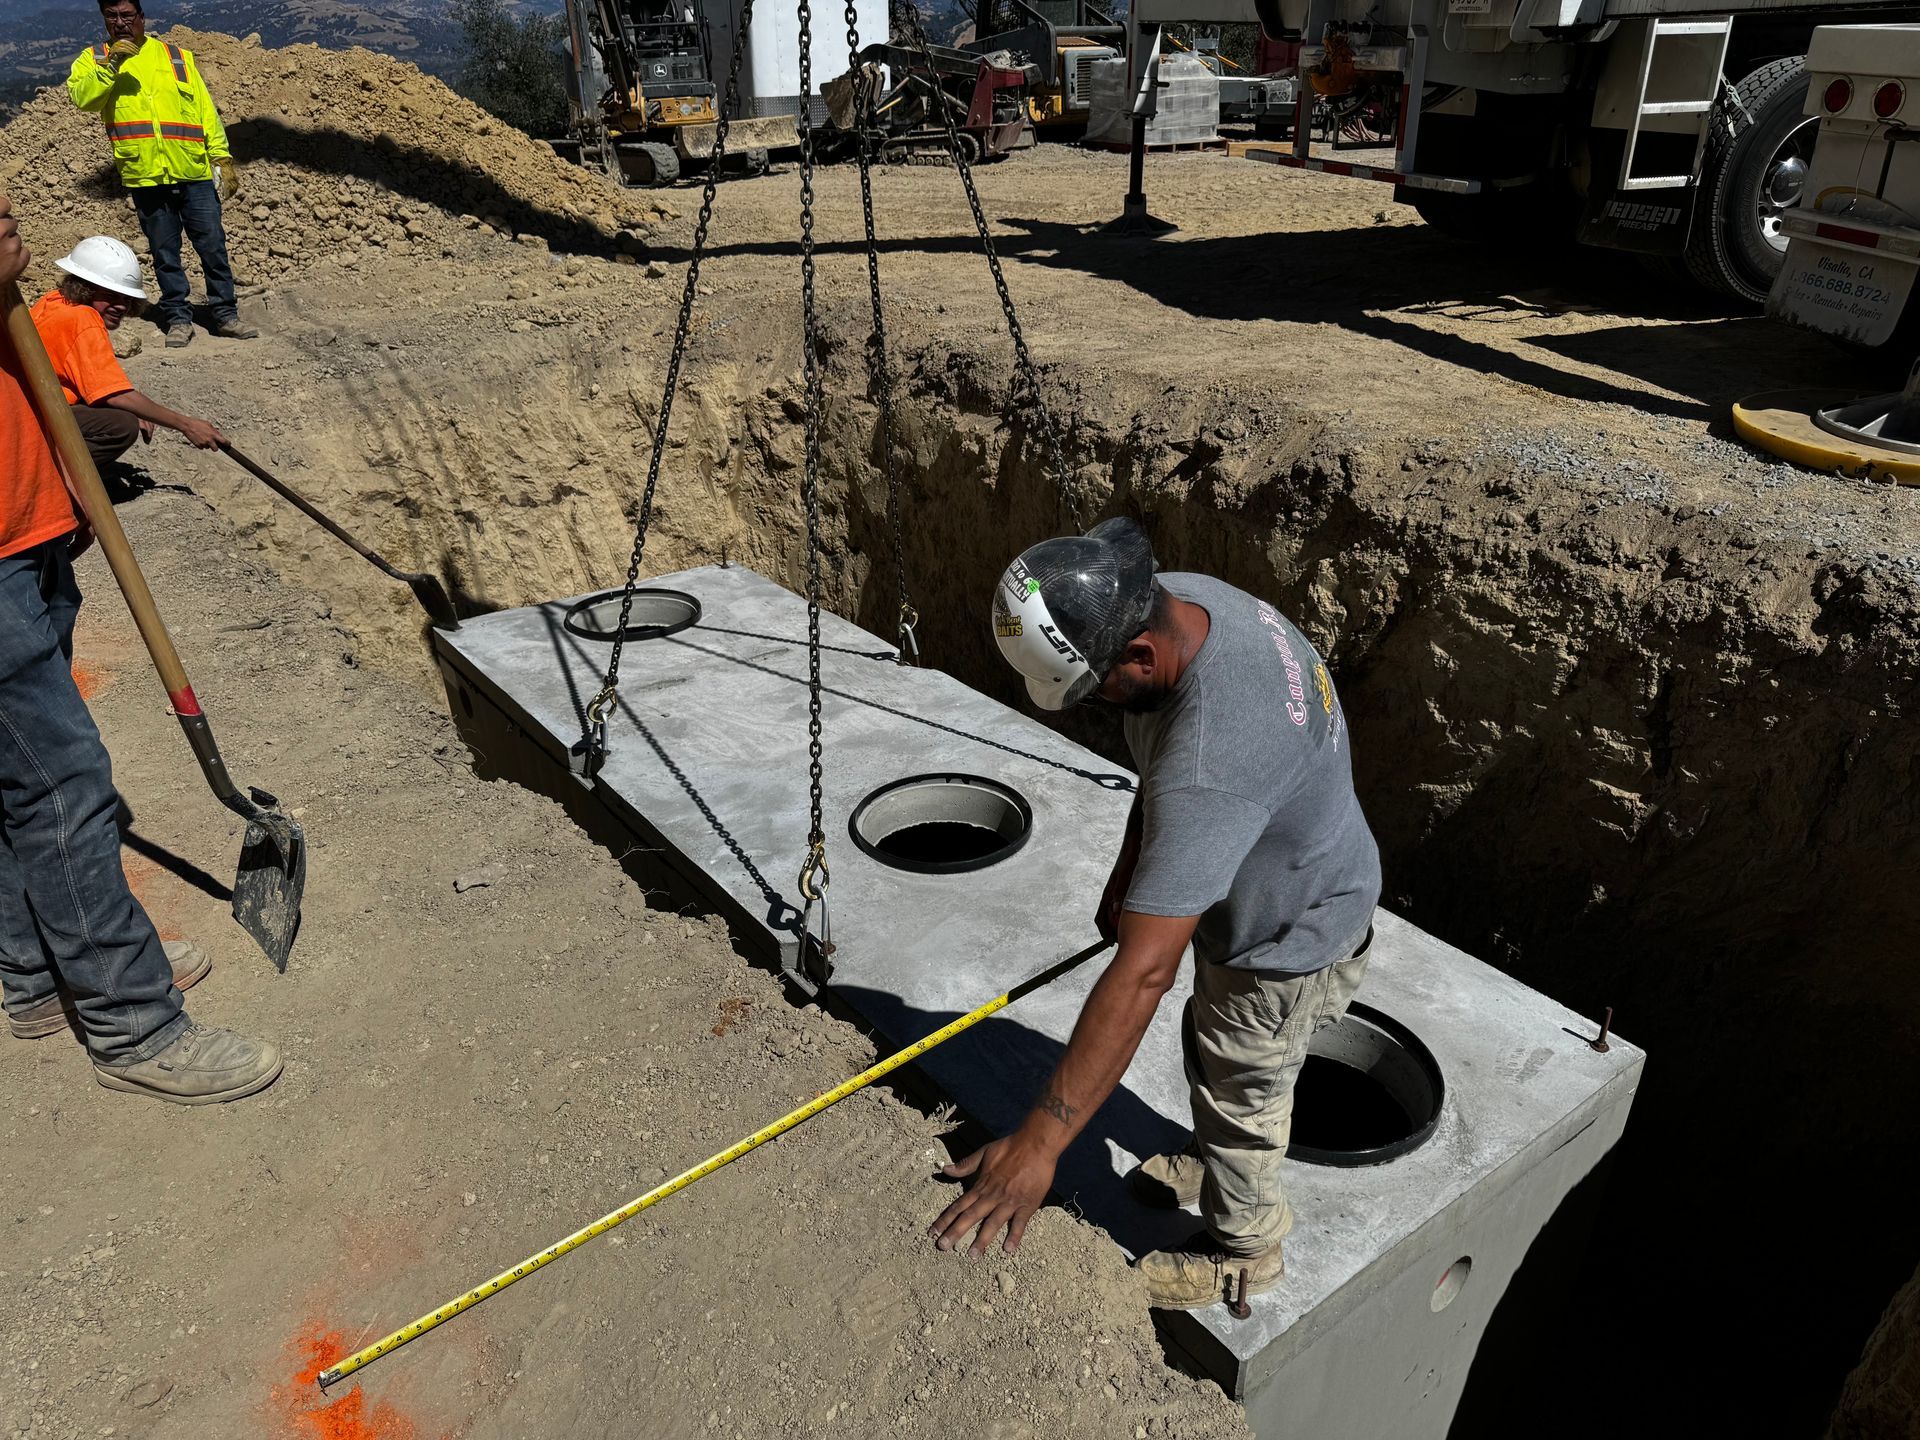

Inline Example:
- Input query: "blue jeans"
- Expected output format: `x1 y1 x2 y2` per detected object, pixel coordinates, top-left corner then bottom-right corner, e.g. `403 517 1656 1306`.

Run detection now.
0 541 186 1063
129 179 237 330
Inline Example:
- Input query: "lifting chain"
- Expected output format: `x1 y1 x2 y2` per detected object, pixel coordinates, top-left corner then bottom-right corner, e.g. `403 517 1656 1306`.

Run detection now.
796 0 834 987
574 0 759 774
891 0 1070 489
843 7 919 665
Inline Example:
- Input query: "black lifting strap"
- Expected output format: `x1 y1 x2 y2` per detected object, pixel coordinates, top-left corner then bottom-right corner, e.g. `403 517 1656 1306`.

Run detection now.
571 0 762 779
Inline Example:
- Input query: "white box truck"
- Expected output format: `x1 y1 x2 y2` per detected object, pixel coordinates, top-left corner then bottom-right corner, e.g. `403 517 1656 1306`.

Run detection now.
1122 0 1920 302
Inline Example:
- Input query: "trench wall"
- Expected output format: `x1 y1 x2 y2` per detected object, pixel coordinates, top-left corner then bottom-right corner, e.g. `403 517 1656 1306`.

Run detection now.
192 326 1920 1435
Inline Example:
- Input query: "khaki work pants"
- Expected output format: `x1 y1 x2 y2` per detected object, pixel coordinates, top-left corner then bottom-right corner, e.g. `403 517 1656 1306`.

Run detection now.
1182 927 1372 1258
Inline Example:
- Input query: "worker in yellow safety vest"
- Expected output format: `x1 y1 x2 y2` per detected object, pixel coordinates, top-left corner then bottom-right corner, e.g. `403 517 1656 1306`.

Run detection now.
68 0 258 348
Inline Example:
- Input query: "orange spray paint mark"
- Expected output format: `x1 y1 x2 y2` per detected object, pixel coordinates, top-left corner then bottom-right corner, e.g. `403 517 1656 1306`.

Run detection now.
120 854 182 942
71 661 108 701
272 1323 422 1440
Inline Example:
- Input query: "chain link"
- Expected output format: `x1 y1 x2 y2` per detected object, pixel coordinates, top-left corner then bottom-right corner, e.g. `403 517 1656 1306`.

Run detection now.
797 0 830 890
891 0 1070 487
583 0 759 760
842 10 918 664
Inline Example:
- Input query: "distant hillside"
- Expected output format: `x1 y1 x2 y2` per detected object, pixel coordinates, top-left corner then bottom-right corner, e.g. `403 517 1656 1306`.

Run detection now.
0 0 559 113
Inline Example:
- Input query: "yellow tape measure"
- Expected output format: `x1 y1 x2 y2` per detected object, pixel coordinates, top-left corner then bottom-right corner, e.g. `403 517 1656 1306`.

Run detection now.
317 941 1108 1390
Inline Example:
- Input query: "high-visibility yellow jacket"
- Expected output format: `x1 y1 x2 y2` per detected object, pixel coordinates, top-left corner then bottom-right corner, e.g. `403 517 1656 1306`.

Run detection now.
67 37 230 188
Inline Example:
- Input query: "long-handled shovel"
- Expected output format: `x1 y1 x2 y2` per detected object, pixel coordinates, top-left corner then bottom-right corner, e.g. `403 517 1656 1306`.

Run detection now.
2 281 305 970
218 443 459 629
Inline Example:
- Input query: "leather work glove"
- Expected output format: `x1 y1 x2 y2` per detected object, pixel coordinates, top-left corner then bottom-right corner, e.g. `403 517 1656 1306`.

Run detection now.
215 157 241 201
106 37 142 66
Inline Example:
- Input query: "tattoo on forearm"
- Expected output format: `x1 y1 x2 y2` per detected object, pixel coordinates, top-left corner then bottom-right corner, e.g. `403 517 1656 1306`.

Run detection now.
1039 1091 1077 1126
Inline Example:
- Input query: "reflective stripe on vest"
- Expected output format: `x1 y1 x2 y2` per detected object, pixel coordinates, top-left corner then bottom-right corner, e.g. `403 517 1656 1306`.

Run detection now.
164 44 189 85
157 123 205 143
107 120 154 140
93 44 108 64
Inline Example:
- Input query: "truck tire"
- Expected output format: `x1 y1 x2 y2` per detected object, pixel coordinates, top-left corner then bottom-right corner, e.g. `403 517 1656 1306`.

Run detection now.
1685 57 1814 304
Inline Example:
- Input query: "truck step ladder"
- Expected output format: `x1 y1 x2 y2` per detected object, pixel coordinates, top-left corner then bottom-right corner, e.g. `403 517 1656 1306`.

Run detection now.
1619 17 1732 191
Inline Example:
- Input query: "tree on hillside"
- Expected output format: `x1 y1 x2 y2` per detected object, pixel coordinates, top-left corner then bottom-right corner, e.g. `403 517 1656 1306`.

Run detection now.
449 0 570 138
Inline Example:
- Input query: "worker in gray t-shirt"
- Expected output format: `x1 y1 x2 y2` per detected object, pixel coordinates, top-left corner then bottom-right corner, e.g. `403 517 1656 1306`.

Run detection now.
928 517 1382 1313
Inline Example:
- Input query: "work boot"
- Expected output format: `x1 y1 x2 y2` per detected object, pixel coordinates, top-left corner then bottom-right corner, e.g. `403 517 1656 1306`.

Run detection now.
164 323 194 348
209 316 258 340
93 1021 283 1105
1137 1231 1285 1311
1129 1139 1204 1208
9 940 211 1040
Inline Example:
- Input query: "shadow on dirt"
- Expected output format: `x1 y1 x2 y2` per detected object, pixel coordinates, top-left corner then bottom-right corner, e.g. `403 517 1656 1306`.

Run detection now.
651 209 1883 416
994 216 1878 418
835 983 1196 1261
230 117 625 255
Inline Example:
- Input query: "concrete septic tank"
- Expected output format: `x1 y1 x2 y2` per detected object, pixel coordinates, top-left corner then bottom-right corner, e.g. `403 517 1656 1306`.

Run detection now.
432 564 1644 1439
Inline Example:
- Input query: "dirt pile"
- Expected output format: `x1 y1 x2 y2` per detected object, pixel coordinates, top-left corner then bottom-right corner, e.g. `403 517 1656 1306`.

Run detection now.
0 28 669 289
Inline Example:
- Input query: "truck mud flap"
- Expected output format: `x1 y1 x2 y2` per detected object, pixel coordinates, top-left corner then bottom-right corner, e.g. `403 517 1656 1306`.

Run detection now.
1577 128 1700 255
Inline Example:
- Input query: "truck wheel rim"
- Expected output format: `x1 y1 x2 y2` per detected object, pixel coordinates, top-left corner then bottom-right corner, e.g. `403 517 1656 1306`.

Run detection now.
1758 118 1816 253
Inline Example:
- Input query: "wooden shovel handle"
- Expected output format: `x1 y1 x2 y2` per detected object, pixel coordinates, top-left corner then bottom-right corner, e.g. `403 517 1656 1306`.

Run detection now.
2 279 202 719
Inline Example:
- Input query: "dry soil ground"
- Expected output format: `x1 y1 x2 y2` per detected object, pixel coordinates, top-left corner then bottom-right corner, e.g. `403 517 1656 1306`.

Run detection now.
1 493 1250 1440
3 75 1919 1439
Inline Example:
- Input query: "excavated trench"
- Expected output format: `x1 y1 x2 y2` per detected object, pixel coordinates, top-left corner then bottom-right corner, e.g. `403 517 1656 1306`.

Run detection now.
209 321 1919 1434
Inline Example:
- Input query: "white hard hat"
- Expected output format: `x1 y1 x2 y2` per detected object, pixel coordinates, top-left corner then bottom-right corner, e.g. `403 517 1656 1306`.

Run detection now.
54 235 148 301
992 518 1158 712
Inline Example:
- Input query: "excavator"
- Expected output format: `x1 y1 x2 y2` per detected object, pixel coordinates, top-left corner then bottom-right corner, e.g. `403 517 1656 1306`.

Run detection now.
967 0 1124 134
558 0 799 186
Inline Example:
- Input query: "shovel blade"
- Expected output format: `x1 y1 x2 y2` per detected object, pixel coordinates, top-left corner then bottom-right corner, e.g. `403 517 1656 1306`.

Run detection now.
232 807 306 971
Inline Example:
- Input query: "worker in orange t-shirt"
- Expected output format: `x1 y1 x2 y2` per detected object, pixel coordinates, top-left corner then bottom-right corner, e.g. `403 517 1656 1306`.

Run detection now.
0 193 282 1105
30 235 225 471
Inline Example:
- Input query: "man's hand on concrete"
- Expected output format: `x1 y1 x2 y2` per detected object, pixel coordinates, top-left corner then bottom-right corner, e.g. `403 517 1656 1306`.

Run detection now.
176 415 226 449
929 1131 1057 1257
0 193 28 286
106 37 142 65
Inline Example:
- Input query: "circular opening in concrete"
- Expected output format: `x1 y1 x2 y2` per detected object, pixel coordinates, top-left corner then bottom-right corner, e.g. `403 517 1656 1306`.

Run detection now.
563 588 702 642
1288 1003 1444 1168
1431 1256 1472 1312
850 774 1033 874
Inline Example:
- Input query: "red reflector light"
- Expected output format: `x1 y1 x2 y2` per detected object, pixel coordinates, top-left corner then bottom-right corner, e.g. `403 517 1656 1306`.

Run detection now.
1815 221 1881 249
1825 77 1854 112
1876 80 1905 118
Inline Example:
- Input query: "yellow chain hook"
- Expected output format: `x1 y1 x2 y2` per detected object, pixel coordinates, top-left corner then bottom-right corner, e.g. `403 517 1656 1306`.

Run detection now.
586 684 618 728
896 604 921 666
798 840 830 902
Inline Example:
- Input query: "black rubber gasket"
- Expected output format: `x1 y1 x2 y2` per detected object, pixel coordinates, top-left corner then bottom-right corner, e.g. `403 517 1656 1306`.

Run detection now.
562 588 702 643
849 773 1034 876
1289 1001 1446 1168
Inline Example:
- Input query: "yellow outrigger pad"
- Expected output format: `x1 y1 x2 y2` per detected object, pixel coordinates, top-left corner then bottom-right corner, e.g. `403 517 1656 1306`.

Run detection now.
1732 389 1920 487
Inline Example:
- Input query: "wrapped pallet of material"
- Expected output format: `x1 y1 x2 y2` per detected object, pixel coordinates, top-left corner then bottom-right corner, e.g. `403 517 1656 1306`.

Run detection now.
1085 53 1221 147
